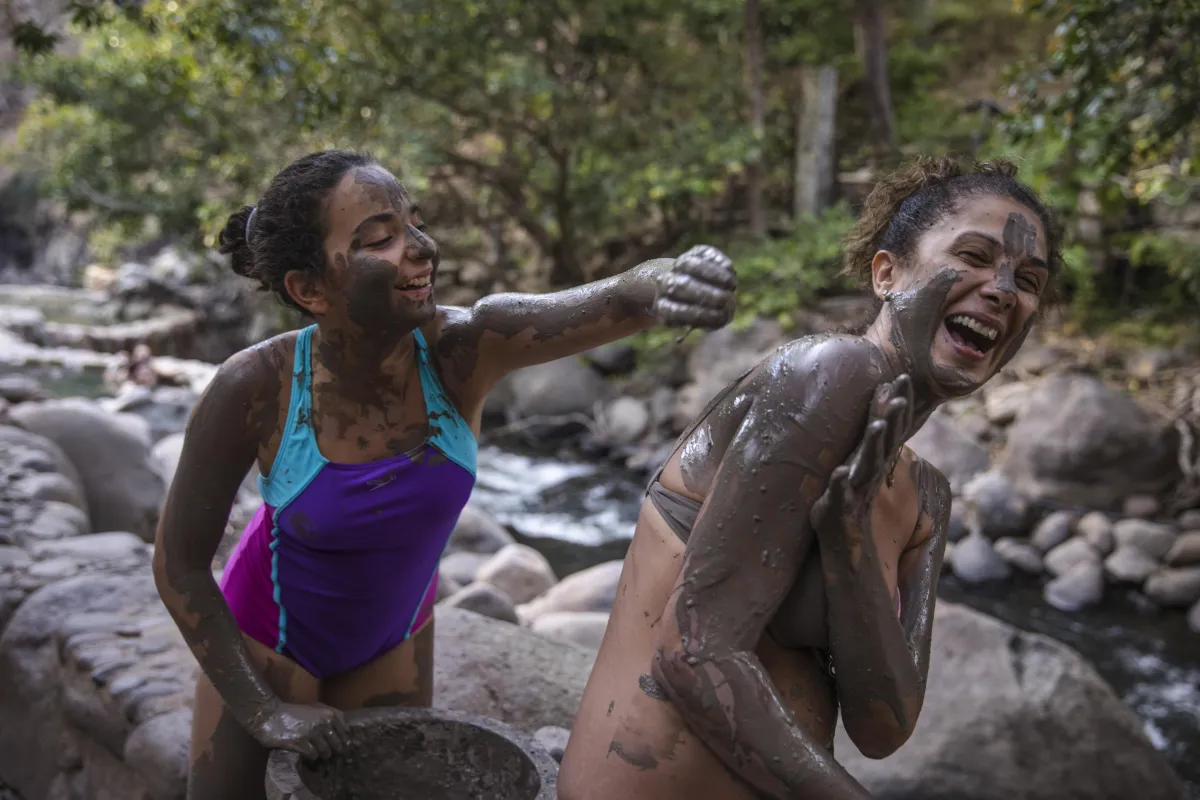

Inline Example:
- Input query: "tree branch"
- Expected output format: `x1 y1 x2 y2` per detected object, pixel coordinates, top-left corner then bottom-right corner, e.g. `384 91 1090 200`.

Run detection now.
433 146 557 255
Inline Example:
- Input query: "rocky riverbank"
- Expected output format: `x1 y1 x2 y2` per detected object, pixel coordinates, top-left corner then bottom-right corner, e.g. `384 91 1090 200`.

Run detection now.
0 412 1189 799
0 271 1195 797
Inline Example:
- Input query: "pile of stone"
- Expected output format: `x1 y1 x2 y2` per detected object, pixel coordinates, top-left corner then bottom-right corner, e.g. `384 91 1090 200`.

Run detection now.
914 365 1200 630
0 374 596 799
949 491 1200 623
0 365 1188 799
0 297 1195 799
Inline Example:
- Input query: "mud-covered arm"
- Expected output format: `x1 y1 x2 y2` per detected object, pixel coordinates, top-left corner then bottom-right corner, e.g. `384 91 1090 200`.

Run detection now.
151 350 281 732
432 247 735 397
820 459 950 759
650 343 881 800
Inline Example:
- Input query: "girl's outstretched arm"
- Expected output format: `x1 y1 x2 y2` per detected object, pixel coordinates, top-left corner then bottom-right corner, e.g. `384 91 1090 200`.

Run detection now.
429 246 736 399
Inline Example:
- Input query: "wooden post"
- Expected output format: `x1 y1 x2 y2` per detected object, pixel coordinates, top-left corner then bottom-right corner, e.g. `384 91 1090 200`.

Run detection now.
744 0 767 238
794 65 838 218
854 0 896 157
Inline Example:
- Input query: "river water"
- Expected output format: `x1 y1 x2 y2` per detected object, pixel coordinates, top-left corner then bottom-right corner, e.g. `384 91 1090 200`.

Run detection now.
472 443 1200 796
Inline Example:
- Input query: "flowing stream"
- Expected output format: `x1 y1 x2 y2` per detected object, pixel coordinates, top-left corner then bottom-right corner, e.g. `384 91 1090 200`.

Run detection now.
473 443 1200 796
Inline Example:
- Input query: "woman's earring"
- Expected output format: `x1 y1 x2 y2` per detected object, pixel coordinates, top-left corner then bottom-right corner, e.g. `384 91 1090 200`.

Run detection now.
882 290 893 303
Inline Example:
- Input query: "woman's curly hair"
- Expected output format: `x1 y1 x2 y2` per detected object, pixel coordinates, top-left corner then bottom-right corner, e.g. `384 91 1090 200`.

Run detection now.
841 156 1064 297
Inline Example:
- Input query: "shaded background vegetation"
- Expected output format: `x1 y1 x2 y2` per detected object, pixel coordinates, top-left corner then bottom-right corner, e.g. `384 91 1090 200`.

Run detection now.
2 0 1199 344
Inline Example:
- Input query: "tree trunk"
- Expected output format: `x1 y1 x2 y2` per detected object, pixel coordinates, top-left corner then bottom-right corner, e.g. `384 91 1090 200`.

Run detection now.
744 0 767 239
548 241 586 288
854 0 896 157
548 148 587 287
794 65 839 218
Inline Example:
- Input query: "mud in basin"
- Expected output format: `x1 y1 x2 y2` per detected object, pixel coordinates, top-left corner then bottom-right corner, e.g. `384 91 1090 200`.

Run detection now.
265 707 558 800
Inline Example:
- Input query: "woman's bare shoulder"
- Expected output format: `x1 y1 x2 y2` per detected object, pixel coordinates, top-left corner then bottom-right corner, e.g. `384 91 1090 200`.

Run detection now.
768 334 887 385
195 329 299 448
215 329 298 394
743 334 889 422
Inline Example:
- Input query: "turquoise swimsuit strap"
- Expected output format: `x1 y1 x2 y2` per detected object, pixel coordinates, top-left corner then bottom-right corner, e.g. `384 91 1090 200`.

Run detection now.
260 324 477 500
258 324 326 510
413 328 477 476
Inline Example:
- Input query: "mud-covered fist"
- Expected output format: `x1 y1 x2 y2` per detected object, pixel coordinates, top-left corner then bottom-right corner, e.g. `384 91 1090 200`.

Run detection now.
811 374 915 539
250 701 350 761
652 245 737 330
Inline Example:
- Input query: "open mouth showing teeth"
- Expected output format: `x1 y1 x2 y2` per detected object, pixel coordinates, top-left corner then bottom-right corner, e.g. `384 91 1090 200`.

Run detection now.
397 276 431 290
944 314 1000 356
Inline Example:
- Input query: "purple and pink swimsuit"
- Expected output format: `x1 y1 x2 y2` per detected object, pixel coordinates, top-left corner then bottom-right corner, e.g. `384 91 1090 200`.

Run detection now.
220 324 477 678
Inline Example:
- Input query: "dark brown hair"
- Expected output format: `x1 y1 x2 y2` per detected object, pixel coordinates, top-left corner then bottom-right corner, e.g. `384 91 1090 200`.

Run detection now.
842 156 1063 294
218 150 378 313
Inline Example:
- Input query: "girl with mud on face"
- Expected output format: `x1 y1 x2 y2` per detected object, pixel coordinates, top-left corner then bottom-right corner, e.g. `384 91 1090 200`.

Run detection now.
150 149 739 800
558 157 1062 800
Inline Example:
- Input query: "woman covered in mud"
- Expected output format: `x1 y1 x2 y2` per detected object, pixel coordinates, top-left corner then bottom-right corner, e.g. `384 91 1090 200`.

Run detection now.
559 157 1061 800
150 149 737 799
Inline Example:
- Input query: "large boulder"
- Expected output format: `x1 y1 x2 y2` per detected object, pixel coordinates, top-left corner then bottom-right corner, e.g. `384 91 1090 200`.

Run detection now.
10 399 166 541
0 425 86 513
529 611 610 651
906 408 991 494
0 585 597 800
983 381 1034 425
433 607 595 733
0 423 93 550
439 581 520 625
0 532 147 633
517 559 625 624
502 359 606 423
101 385 198 444
151 431 259 503
999 373 1180 510
835 602 1186 800
0 571 193 800
475 544 558 606
962 470 1029 540
444 505 516 556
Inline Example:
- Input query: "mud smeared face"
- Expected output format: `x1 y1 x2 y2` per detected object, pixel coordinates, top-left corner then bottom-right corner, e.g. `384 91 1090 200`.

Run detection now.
879 195 1048 397
317 165 440 334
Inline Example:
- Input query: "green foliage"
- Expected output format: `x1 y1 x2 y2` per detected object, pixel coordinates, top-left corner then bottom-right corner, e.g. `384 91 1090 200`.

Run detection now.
1055 243 1101 321
1123 231 1200 312
870 0 1046 160
6 0 758 280
982 0 1200 324
5 0 925 289
1009 0 1200 183
722 202 857 328
631 202 855 361
11 0 1200 342
7 0 355 245
9 1 132 56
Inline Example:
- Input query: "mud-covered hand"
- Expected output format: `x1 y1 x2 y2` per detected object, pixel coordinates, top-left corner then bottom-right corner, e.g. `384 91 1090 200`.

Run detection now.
249 700 350 760
811 374 914 558
652 245 737 330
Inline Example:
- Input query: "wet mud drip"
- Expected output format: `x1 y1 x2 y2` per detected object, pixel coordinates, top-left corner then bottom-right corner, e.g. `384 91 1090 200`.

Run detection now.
994 212 1041 369
887 267 976 396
